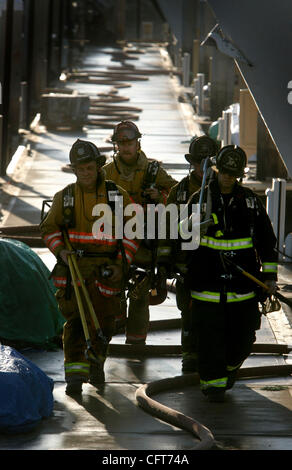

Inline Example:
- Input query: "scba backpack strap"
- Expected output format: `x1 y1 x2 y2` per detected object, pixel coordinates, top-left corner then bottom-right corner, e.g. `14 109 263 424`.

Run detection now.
143 160 160 188
61 180 129 305
62 179 124 227
241 186 259 239
105 180 128 263
176 176 189 203
105 180 129 313
105 180 121 213
62 183 75 227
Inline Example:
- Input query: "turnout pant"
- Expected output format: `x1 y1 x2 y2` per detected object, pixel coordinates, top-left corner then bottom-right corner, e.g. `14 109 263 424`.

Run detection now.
176 280 197 356
191 295 261 390
56 281 120 382
126 291 149 343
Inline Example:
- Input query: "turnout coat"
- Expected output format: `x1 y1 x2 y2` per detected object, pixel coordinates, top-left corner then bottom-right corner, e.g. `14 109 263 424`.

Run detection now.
183 178 278 300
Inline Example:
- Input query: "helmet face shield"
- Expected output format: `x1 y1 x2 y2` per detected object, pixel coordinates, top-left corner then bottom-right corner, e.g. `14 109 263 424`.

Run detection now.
115 128 138 142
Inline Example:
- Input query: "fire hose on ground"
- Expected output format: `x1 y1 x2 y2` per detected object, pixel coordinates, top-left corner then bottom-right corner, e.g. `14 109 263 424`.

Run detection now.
135 359 292 450
1 227 291 448
132 265 292 450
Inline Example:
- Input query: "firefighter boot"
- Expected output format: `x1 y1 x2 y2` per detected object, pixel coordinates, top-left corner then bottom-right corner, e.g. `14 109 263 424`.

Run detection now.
65 376 84 395
203 387 226 403
182 352 198 373
226 367 240 390
89 362 105 386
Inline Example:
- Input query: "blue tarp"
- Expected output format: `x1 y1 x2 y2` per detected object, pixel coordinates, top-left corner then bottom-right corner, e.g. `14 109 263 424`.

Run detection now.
0 345 54 433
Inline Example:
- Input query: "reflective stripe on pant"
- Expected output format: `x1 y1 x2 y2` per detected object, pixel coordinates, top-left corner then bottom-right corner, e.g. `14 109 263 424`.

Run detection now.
191 295 261 390
200 377 228 390
64 362 90 379
191 290 256 303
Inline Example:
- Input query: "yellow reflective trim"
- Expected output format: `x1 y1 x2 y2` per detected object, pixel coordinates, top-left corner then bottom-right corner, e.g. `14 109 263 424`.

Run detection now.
211 213 219 224
262 262 278 273
65 362 90 368
227 291 256 302
191 290 256 303
191 290 220 303
200 377 228 389
200 236 253 250
215 230 224 237
65 362 90 374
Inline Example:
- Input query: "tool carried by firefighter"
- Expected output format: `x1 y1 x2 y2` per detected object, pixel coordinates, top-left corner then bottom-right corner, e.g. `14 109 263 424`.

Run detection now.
63 230 108 364
179 156 215 240
221 253 292 309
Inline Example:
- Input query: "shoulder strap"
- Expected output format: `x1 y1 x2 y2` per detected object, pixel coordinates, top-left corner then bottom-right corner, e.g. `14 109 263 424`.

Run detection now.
240 186 259 238
62 183 75 227
105 180 121 213
105 180 129 276
143 160 160 188
176 176 189 203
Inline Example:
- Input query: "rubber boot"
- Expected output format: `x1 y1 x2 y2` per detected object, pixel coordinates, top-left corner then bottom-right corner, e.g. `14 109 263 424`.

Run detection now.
89 362 105 385
65 376 84 395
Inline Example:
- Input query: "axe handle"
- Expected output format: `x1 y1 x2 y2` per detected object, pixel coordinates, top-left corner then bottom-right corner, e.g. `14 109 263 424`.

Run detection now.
231 262 292 309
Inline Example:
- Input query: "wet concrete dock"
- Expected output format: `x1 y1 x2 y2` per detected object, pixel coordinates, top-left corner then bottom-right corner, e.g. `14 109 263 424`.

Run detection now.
1 42 292 452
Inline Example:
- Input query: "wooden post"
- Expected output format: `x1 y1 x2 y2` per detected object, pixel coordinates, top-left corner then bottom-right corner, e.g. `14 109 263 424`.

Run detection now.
192 39 200 79
256 114 288 180
116 0 126 41
239 89 258 161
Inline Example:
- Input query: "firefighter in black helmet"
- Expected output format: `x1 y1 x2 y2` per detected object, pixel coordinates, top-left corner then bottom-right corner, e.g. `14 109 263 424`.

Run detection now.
69 139 106 167
40 138 140 395
157 135 218 372
215 145 247 177
181 144 278 402
185 135 218 167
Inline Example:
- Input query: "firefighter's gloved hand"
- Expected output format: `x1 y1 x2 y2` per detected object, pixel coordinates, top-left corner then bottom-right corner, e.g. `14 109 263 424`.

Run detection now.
60 249 74 265
143 186 160 202
263 280 278 295
107 264 123 283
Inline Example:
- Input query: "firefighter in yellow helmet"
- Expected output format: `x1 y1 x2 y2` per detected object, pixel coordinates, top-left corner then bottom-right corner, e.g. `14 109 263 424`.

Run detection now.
157 135 218 372
103 121 177 344
40 139 139 395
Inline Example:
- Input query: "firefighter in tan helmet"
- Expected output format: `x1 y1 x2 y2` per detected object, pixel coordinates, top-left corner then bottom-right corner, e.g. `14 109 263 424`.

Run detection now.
103 121 177 344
